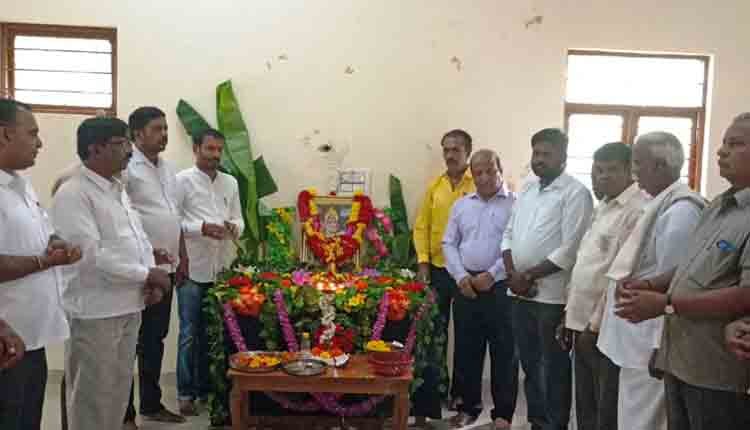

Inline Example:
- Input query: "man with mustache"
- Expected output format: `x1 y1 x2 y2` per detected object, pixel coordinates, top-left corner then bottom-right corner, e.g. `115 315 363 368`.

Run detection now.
122 107 186 428
502 128 593 430
51 117 171 430
442 149 518 429
413 129 475 419
176 128 243 414
614 114 750 428
596 132 704 430
0 98 81 430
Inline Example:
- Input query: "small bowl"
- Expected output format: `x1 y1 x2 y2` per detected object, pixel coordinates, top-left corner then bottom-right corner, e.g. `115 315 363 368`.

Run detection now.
368 357 414 377
366 341 408 363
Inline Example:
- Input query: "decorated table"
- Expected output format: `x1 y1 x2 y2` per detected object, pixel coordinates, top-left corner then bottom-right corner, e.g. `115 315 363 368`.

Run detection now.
202 190 449 426
229 354 412 430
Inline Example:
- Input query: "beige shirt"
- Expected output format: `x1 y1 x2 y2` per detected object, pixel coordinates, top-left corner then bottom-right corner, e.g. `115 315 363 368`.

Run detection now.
565 184 650 331
658 188 750 393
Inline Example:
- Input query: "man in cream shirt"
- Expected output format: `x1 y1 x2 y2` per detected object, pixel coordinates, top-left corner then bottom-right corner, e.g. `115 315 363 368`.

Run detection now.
0 98 80 430
52 117 171 430
176 128 243 414
502 128 594 430
562 142 649 430
596 132 704 430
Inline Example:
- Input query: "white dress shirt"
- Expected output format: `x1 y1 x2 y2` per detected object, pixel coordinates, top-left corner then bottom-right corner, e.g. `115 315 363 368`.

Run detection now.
501 172 594 304
565 184 650 331
124 146 182 273
597 198 702 369
51 167 155 319
0 170 69 350
177 167 244 283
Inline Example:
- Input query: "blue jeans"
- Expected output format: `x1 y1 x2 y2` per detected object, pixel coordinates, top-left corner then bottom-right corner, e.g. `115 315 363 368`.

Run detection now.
177 279 211 401
511 299 571 430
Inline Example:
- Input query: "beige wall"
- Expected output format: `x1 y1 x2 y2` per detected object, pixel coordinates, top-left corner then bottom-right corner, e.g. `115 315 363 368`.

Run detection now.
3 0 749 371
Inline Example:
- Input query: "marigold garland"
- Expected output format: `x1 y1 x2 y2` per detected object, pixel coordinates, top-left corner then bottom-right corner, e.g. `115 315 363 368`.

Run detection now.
297 190 374 266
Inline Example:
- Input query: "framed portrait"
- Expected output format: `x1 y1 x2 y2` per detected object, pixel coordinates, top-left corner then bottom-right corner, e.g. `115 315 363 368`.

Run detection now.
299 195 361 269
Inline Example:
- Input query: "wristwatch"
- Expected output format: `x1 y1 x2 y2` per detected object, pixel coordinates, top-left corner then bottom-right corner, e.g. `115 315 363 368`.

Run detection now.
664 292 676 315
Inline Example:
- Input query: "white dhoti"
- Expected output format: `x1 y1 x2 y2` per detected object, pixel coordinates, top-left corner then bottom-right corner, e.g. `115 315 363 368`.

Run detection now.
617 368 666 430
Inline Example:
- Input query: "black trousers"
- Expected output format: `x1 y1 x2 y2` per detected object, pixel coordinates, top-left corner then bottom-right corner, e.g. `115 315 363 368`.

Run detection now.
125 278 175 420
453 280 518 421
665 373 750 430
429 265 460 400
0 348 47 430
574 328 619 430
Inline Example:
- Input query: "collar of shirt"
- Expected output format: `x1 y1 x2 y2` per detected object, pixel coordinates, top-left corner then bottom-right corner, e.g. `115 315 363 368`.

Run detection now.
467 185 508 202
536 172 572 192
606 182 642 207
721 187 750 209
131 145 161 169
439 168 473 190
82 165 123 194
0 169 14 186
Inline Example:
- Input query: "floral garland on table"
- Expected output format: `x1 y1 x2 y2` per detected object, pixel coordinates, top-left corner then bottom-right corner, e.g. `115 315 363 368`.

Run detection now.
222 286 435 417
297 189 375 266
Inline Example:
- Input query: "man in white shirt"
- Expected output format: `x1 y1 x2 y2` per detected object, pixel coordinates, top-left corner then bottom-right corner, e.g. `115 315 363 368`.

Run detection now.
561 142 650 430
502 128 594 430
176 128 243 414
596 132 704 430
123 107 186 427
0 98 81 430
51 117 171 430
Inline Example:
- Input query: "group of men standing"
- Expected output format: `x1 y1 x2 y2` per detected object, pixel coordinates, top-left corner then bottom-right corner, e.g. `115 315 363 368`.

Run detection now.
0 99 242 430
414 120 750 430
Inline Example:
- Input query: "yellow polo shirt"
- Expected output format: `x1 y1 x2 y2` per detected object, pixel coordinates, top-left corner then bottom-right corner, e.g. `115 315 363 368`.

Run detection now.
413 170 475 267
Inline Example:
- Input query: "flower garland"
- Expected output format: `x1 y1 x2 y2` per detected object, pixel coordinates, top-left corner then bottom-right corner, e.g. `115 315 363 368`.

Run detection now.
297 190 374 266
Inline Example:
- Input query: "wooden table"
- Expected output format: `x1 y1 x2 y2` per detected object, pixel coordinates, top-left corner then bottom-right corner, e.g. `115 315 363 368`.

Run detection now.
228 354 412 430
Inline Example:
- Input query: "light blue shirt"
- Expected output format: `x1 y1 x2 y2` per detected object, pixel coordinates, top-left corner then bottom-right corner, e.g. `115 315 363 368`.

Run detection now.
442 186 515 283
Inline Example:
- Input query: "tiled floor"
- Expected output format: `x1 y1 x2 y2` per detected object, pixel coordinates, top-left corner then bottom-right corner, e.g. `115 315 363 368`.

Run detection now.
42 371 540 429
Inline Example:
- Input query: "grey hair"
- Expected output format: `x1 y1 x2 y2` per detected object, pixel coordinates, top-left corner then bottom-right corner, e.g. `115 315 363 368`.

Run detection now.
470 149 503 173
634 131 684 178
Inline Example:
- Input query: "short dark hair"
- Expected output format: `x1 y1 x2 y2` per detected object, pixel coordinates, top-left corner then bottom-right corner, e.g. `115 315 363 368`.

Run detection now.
441 129 472 154
531 128 568 153
594 141 631 166
0 98 32 125
192 128 225 146
128 106 165 134
77 117 129 161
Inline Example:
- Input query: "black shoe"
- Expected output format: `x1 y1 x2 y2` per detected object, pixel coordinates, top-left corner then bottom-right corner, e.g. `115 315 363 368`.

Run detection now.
449 412 478 428
142 407 187 423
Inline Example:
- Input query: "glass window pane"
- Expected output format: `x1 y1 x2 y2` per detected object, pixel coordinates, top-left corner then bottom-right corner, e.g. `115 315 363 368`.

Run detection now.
14 90 112 108
567 114 624 192
15 49 111 73
636 116 694 179
15 70 112 94
14 35 111 53
566 54 706 107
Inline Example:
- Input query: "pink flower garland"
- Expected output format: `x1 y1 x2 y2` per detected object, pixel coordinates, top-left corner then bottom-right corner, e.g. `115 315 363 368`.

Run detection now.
222 286 435 417
223 303 248 352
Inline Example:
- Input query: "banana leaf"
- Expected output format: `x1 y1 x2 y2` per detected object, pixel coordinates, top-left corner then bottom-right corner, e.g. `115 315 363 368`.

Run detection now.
216 80 259 241
176 99 238 175
254 156 278 198
388 174 410 235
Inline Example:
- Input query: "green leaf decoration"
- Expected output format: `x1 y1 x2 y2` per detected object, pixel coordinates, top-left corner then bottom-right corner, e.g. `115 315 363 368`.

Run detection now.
388 175 410 235
254 156 278 198
216 80 260 241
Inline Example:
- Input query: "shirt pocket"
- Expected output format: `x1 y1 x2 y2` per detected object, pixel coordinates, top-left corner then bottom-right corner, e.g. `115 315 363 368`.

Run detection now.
688 231 745 290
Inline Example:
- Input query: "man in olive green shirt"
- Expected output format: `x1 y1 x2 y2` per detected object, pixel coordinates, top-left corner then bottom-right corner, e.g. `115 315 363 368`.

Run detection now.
615 113 750 429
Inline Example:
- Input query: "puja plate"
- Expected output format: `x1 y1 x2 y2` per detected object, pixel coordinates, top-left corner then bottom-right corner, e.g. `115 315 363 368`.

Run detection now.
229 351 287 373
281 359 327 376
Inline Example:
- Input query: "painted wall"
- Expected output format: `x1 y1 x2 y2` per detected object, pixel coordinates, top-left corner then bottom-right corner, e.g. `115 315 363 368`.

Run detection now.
3 0 748 372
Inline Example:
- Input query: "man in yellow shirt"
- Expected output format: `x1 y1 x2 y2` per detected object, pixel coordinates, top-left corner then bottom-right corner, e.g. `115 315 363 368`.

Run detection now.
414 129 475 413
